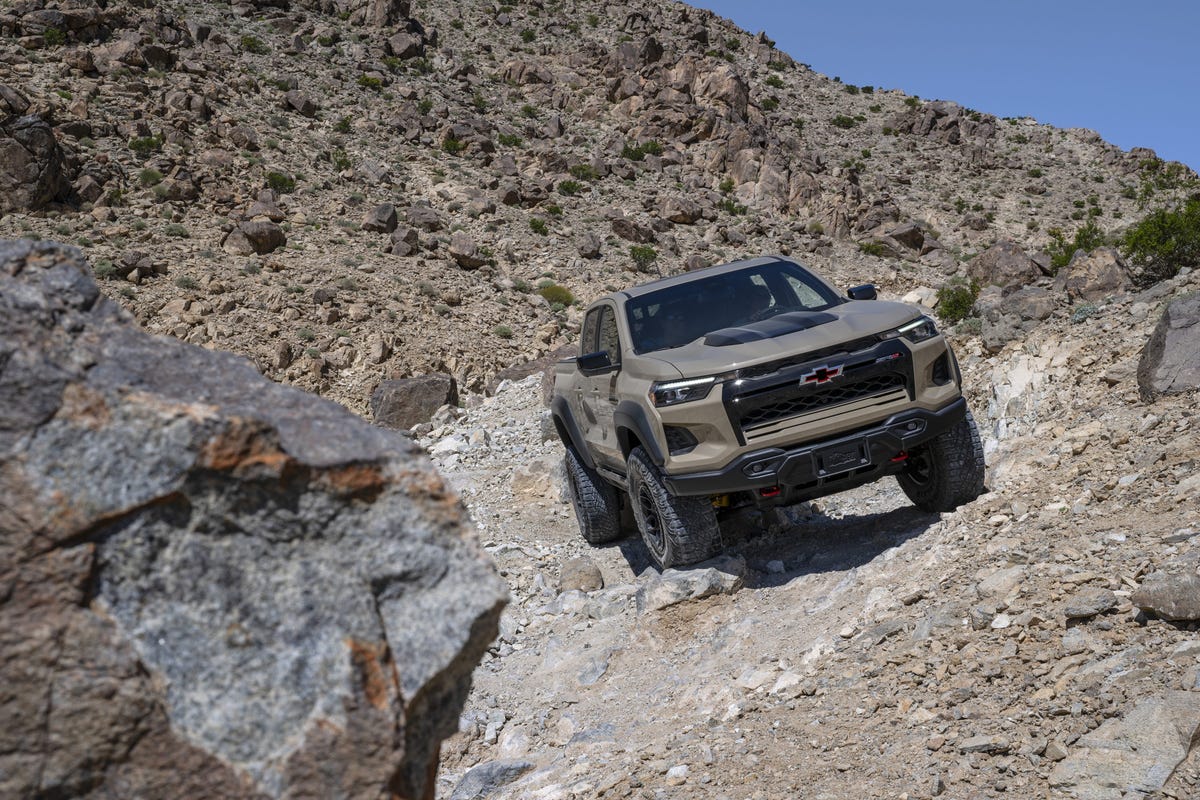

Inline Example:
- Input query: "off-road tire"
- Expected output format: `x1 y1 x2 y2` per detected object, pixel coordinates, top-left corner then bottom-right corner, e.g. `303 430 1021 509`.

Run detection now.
564 446 623 544
626 447 722 569
897 408 986 513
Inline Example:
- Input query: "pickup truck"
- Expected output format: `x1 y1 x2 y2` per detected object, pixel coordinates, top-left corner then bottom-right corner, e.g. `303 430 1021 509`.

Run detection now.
551 255 985 568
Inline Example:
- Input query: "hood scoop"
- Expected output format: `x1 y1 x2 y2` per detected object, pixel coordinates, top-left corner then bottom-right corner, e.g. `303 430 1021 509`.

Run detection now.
703 311 837 347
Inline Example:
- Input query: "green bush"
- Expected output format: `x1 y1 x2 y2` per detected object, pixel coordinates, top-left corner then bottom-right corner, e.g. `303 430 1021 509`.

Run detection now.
240 35 269 55
442 137 466 154
936 279 980 323
138 168 163 187
538 284 575 305
493 324 514 339
529 218 548 235
520 28 535 42
357 75 383 90
831 115 857 129
498 132 523 147
765 75 785 89
569 163 598 180
761 97 779 112
1046 220 1106 272
174 276 199 290
1122 198 1200 287
43 27 66 46
558 179 583 196
621 140 663 161
266 171 296 193
128 135 162 158
858 242 888 257
165 223 189 238
629 245 657 271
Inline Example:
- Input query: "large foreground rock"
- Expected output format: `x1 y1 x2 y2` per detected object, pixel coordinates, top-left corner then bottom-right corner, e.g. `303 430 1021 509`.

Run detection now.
1138 292 1200 400
0 240 506 799
967 240 1042 288
0 115 72 215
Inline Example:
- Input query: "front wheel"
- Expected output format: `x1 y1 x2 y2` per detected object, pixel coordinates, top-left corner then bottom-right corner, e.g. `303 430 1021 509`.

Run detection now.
626 447 722 569
897 408 986 512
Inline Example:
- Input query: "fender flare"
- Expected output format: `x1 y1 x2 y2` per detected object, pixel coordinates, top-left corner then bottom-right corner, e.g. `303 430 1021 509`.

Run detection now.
614 400 665 467
550 395 596 470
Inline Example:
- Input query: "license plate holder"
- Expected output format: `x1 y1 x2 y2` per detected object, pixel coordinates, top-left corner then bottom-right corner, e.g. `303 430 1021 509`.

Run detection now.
814 439 870 477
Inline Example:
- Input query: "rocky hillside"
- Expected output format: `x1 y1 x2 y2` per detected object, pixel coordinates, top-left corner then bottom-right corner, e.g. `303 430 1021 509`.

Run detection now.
2 0 1196 415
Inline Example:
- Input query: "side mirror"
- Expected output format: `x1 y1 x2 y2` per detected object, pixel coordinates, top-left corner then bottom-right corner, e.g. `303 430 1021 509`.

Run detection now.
577 350 613 374
847 284 877 301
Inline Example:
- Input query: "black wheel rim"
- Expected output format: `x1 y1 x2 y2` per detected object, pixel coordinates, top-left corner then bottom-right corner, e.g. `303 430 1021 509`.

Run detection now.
637 482 666 558
906 450 935 486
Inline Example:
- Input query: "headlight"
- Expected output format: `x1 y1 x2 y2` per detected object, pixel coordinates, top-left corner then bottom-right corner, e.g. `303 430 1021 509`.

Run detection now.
650 376 717 407
882 316 939 343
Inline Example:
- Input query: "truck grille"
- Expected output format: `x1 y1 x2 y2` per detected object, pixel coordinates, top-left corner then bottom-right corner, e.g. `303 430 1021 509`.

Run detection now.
739 373 907 430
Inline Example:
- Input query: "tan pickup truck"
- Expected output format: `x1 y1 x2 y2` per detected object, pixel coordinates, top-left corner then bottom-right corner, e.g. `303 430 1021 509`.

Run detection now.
551 256 985 568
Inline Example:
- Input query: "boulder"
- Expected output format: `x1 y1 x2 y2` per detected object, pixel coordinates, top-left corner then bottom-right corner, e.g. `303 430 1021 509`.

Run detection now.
1054 246 1132 301
364 0 409 26
886 222 925 251
448 231 487 269
510 457 562 500
1132 566 1200 621
223 220 286 255
450 759 534 800
635 555 746 613
659 196 703 224
611 216 655 244
967 240 1042 288
1049 692 1200 798
371 373 459 429
386 31 424 59
284 89 317 117
560 556 604 593
361 202 398 233
0 240 506 800
0 116 73 215
1137 292 1200 400
577 232 602 258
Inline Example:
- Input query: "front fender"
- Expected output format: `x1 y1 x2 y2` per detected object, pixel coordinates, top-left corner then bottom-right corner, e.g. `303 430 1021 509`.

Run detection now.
614 400 665 467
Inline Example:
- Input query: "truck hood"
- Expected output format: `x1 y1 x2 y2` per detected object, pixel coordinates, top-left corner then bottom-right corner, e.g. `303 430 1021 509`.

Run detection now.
654 300 923 377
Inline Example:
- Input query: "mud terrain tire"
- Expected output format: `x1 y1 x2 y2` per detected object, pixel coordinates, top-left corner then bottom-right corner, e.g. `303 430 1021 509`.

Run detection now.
898 408 986 512
564 446 623 544
626 447 722 569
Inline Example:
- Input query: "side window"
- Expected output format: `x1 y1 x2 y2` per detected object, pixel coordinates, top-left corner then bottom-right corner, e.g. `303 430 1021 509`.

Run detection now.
580 308 601 356
597 306 622 367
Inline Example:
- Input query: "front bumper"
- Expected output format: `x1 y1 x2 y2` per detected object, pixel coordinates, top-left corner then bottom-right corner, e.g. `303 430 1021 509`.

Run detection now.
662 397 967 501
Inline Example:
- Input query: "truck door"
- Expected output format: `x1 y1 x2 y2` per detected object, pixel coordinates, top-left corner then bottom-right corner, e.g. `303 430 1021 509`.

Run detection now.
582 304 624 468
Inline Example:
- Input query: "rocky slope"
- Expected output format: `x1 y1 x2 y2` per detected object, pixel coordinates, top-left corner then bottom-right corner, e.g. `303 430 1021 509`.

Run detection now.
426 263 1200 799
3 0 1196 415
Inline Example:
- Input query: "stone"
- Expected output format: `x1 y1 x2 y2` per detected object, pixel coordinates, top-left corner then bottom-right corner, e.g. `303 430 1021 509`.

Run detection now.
1054 246 1131 302
450 759 534 800
0 240 506 800
635 555 746 613
977 565 1025 599
386 31 424 60
611 216 655 244
407 204 444 232
1000 286 1055 321
371 374 459 430
449 232 488 269
0 115 73 215
1063 587 1118 619
886 222 925 251
1137 293 1200 400
967 240 1042 289
224 220 286 255
1132 569 1200 621
1049 692 1200 798
361 202 397 233
660 196 703 224
365 0 409 27
510 457 562 500
560 556 604 593
958 735 1011 754
284 89 317 117
578 232 602 258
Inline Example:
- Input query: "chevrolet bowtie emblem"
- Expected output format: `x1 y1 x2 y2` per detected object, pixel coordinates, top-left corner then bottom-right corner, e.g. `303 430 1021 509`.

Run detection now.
801 365 842 385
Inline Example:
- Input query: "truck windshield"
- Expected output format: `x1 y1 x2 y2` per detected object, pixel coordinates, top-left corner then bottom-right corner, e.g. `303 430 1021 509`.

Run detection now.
626 260 842 353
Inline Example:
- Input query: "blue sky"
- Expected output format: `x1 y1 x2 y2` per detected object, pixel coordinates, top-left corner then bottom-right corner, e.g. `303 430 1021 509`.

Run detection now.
695 0 1199 173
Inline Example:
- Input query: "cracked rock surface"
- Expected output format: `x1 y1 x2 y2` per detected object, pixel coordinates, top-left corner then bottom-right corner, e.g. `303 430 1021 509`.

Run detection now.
0 240 507 799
